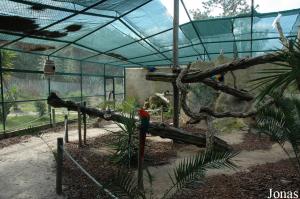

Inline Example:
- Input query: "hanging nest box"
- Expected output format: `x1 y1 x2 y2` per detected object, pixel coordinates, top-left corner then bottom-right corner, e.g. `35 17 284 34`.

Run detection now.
44 59 55 76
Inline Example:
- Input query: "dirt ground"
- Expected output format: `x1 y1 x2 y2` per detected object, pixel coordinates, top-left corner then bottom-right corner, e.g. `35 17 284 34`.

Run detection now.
0 123 296 199
0 123 119 199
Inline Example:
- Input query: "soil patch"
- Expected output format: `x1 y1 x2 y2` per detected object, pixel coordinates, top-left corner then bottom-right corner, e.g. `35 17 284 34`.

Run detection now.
0 134 32 149
232 133 274 151
175 159 300 199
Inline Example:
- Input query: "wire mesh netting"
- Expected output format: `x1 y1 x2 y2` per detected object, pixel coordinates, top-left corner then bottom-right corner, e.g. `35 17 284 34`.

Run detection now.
0 0 299 133
0 0 298 66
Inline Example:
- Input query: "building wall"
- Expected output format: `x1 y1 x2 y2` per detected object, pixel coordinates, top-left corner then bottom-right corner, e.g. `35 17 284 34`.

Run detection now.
125 68 172 104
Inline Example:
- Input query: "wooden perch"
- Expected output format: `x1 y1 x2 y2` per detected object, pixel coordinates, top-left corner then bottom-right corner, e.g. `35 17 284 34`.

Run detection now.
47 92 231 151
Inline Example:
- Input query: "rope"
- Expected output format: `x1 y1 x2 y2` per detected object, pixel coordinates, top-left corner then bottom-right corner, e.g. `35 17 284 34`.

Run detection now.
62 147 119 199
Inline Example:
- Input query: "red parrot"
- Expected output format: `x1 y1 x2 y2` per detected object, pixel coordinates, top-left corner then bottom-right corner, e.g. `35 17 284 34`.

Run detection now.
138 108 150 161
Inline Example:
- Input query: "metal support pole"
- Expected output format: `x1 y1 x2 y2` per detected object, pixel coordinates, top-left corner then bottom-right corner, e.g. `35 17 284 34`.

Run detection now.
250 0 254 57
77 105 82 147
173 0 180 128
52 108 56 128
112 78 115 109
104 65 107 101
48 77 52 125
0 50 6 134
64 115 69 143
123 67 126 100
80 61 83 103
83 101 87 145
56 137 63 195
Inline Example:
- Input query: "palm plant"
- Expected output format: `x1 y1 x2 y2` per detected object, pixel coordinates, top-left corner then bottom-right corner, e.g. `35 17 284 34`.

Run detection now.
108 110 138 167
250 40 300 100
256 95 300 175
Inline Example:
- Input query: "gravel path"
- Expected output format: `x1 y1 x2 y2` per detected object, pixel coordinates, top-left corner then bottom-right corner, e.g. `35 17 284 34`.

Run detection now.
0 124 118 199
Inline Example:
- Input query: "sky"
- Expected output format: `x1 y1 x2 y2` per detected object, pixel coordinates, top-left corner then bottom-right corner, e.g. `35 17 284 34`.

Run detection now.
160 0 300 24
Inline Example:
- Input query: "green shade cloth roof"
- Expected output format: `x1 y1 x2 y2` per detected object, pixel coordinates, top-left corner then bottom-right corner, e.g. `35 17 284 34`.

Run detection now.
0 0 299 67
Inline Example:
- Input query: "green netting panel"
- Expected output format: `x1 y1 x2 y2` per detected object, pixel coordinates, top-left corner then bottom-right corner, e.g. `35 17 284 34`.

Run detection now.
2 50 45 71
235 41 251 53
129 54 166 63
163 45 204 59
44 15 114 42
85 54 121 64
115 94 124 103
82 76 104 97
82 62 104 75
178 56 200 65
142 60 170 66
50 75 81 98
84 96 104 107
53 44 98 60
60 0 149 16
4 37 68 55
184 18 234 43
110 41 158 59
76 20 139 53
105 65 124 76
5 101 50 132
1 0 74 31
148 29 191 51
3 72 48 101
52 57 81 73
115 78 124 94
123 0 173 36
203 42 235 54
0 33 21 47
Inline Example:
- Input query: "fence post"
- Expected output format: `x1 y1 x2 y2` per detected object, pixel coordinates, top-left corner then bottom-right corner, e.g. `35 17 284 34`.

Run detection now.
64 115 68 143
56 137 63 195
83 101 87 145
52 108 56 128
77 105 82 147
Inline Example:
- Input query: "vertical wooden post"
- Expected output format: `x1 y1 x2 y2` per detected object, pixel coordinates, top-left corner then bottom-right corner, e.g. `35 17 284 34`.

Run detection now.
173 0 180 128
64 115 68 143
77 105 82 147
56 137 63 195
83 101 87 145
52 108 56 128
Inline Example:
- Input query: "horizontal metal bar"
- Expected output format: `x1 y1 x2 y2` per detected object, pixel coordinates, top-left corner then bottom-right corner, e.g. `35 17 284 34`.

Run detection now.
1 68 124 78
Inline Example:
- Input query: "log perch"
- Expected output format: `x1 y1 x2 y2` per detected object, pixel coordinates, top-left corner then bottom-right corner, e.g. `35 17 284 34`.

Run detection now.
47 92 231 151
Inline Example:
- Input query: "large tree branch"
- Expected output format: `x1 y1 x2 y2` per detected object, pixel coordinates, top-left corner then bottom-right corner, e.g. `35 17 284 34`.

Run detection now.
147 72 254 101
176 66 256 119
47 92 231 151
185 53 281 82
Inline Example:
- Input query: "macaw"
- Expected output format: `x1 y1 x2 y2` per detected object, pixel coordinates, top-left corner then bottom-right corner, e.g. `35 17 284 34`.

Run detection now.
138 108 150 161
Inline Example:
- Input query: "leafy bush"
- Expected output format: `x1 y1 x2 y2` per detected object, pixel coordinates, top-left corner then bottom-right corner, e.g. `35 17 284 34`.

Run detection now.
34 101 46 117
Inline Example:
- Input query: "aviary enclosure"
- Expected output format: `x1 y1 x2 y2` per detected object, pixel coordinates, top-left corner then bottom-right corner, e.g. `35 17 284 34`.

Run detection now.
0 0 299 199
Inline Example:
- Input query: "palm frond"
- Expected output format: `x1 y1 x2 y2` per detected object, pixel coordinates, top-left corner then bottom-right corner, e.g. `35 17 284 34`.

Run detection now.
163 150 238 198
114 170 145 199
